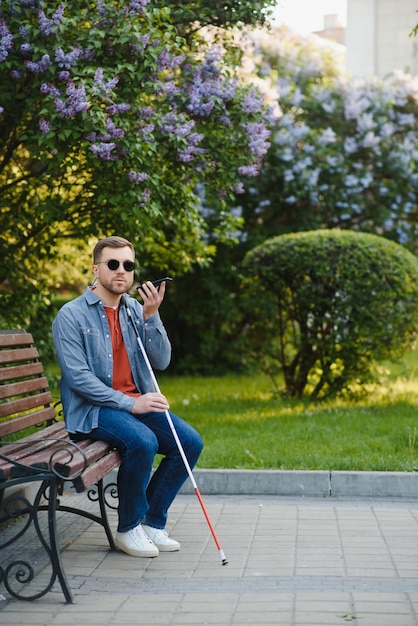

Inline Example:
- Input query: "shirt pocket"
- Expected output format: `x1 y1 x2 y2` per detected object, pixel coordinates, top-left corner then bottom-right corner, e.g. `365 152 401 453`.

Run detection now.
82 327 104 365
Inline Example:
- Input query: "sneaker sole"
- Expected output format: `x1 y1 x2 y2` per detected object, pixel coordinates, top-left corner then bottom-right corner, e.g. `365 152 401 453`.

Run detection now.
153 543 180 552
115 537 159 558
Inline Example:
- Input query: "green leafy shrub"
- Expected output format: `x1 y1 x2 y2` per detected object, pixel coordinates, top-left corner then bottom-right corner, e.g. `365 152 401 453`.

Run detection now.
242 229 418 398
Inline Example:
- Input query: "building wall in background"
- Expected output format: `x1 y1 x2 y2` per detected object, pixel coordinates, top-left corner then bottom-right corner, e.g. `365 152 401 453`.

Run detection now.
345 0 418 78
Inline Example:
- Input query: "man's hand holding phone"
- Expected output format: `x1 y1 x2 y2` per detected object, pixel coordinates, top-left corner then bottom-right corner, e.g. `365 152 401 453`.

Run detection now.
137 277 173 319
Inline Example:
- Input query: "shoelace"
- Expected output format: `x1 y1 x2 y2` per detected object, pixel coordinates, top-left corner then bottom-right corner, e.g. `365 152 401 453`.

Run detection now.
135 525 155 544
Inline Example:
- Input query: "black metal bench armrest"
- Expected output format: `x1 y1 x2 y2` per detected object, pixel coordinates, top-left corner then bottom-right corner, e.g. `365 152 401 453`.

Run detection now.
0 438 88 482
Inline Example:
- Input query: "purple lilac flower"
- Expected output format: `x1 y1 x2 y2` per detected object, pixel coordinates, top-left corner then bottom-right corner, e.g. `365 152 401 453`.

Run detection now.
138 106 155 118
128 171 150 184
157 48 185 71
80 48 95 62
237 164 260 177
128 0 150 13
157 48 170 70
178 149 194 162
55 80 88 117
20 42 33 55
39 118 51 134
40 82 60 97
201 46 223 79
0 106 4 114
155 80 180 97
25 54 52 73
178 146 205 163
232 182 245 194
97 0 108 15
67 81 88 110
161 112 195 136
106 103 131 115
140 188 151 205
55 47 81 69
131 34 151 55
219 114 231 126
38 6 65 37
188 132 204 146
105 117 124 139
243 122 271 158
141 123 154 135
0 20 13 62
59 70 70 81
90 142 117 160
93 67 119 97
11 69 22 79
242 90 265 114
140 34 150 48
185 69 236 117
178 131 205 162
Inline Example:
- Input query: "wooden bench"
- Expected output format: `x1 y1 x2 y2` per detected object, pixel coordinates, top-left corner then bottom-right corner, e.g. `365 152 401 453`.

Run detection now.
0 330 121 603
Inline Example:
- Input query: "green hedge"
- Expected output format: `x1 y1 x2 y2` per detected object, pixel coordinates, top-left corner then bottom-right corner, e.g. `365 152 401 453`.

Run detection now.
243 229 418 398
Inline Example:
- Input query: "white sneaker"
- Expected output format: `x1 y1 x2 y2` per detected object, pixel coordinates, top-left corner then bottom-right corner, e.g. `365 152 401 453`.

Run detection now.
115 524 159 557
142 525 181 552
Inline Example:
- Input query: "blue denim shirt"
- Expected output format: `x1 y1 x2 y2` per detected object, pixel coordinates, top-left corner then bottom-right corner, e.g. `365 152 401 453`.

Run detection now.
52 287 171 434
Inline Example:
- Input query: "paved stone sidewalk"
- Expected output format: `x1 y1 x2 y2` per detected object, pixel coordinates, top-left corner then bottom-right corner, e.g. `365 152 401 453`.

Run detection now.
1 494 418 625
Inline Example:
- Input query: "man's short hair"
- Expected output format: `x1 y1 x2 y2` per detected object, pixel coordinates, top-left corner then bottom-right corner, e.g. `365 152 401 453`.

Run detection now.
93 236 135 263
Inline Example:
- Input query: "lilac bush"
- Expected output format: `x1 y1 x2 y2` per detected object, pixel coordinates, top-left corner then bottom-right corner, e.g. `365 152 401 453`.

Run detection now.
242 26 418 251
0 0 274 326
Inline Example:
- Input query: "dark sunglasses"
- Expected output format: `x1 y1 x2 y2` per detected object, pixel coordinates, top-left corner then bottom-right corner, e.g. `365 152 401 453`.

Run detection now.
97 259 135 272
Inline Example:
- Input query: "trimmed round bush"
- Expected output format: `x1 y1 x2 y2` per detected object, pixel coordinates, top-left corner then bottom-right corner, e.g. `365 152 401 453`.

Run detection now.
242 229 418 398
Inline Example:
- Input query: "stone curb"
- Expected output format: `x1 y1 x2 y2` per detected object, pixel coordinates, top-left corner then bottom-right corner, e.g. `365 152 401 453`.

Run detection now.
107 468 418 499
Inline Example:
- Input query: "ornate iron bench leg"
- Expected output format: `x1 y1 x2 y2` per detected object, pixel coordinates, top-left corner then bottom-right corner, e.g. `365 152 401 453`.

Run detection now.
0 476 74 603
96 478 117 550
56 478 118 551
45 479 74 604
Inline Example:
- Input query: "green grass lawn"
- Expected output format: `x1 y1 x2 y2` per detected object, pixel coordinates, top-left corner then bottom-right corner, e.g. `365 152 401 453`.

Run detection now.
47 350 418 472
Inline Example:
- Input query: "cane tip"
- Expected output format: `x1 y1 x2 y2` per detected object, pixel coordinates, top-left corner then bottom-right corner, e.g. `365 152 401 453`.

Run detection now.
222 558 229 565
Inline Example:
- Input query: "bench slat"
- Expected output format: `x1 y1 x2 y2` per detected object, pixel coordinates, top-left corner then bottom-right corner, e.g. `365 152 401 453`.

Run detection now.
0 391 54 419
0 376 51 401
0 423 68 461
0 420 65 450
73 450 121 492
54 439 117 477
10 441 87 479
0 332 34 348
0 346 39 365
0 406 57 437
0 361 44 382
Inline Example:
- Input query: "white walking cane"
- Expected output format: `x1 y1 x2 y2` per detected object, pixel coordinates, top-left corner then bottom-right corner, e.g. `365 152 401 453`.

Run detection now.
124 299 228 565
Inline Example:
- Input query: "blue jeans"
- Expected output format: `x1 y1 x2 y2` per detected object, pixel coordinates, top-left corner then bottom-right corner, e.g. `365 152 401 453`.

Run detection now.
85 408 203 532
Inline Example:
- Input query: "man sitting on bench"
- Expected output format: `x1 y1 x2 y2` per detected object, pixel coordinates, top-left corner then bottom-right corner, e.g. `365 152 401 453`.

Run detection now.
52 235 203 558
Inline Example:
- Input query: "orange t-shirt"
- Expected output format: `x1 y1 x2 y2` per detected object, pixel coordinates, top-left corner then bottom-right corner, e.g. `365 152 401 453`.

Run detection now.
104 306 140 397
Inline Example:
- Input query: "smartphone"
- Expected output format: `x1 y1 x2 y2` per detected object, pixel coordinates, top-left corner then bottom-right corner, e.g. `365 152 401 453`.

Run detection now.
137 277 173 292
151 277 173 286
